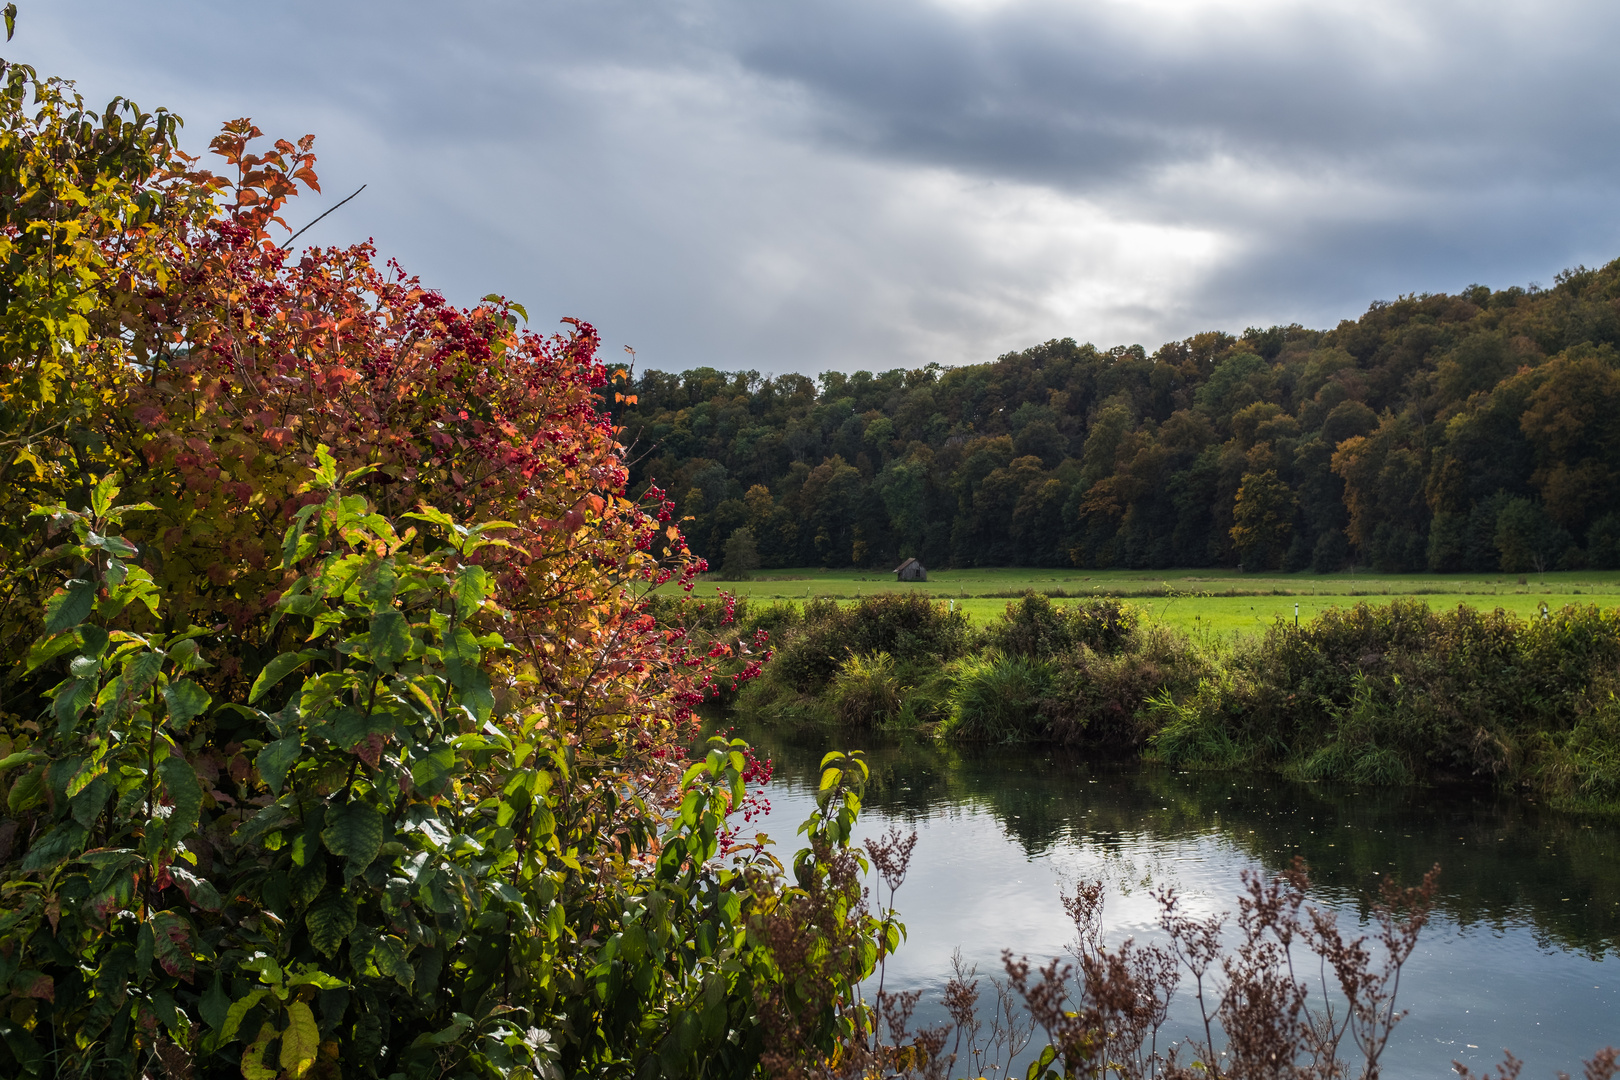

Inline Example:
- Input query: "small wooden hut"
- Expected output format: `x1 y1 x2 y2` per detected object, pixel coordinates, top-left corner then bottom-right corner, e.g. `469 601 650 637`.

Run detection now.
893 557 927 582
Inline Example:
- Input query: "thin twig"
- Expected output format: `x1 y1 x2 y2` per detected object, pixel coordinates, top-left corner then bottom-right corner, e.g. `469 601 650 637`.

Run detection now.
281 183 366 251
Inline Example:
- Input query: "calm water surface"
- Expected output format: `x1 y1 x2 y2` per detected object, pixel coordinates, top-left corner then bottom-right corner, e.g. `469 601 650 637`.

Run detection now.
728 725 1620 1077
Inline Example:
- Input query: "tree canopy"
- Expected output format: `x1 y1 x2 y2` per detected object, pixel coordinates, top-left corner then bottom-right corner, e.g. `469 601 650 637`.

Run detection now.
609 272 1620 574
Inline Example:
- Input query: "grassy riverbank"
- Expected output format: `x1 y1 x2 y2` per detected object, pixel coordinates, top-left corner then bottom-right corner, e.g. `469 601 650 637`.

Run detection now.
667 566 1620 635
675 590 1620 814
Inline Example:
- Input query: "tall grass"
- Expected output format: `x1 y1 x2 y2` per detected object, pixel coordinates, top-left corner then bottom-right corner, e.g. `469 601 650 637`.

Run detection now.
831 652 904 726
941 654 1053 743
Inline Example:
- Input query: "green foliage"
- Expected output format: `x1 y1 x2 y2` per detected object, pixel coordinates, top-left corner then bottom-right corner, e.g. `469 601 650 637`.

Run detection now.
1038 626 1209 746
720 527 761 581
978 592 1138 659
829 653 903 727
941 655 1052 743
767 594 970 696
0 465 890 1079
1146 598 1620 799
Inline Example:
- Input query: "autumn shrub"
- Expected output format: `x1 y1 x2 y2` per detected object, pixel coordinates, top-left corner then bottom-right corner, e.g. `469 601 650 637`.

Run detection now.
0 42 895 1079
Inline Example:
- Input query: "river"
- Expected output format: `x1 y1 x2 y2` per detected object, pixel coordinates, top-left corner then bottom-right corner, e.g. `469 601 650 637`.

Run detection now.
724 724 1620 1077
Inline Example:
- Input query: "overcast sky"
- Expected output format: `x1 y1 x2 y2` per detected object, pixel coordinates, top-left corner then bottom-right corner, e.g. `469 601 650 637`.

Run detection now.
20 0 1620 374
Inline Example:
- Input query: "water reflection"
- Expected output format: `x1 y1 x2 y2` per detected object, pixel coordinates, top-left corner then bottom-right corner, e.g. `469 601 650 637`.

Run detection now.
725 723 1620 1075
749 724 1620 957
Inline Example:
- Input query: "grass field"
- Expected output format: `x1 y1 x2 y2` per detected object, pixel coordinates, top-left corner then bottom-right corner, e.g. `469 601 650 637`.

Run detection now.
665 566 1620 636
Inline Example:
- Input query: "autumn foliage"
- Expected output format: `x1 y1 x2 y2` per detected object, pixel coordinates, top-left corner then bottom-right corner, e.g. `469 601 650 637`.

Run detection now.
0 49 894 1080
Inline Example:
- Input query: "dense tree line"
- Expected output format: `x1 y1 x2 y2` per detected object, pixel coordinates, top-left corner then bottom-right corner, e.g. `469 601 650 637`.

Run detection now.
609 264 1620 574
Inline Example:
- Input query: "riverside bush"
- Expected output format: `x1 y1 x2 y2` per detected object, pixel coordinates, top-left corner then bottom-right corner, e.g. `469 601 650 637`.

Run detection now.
1148 599 1620 800
940 655 1053 743
977 593 1138 658
1038 625 1210 747
734 594 970 726
831 652 904 727
747 594 1204 745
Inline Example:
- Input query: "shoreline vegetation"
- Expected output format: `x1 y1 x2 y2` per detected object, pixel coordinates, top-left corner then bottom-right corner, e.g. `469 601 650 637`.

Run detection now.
664 589 1620 815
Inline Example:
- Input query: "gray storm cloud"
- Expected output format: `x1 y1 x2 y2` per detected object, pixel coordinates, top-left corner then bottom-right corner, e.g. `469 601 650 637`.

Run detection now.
18 0 1620 372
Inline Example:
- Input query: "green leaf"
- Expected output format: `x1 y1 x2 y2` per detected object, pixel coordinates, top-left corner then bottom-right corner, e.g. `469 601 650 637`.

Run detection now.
81 625 110 658
7 767 46 811
361 935 412 990
25 629 83 672
135 919 156 974
0 1017 43 1075
453 565 490 617
331 707 394 752
219 989 268 1044
158 756 203 843
368 609 411 664
108 651 163 721
20 823 87 871
235 803 296 847
409 746 455 798
285 967 346 990
249 650 322 704
200 973 229 1032
170 865 222 912
305 891 358 958
360 558 398 610
311 444 339 488
403 504 461 533
70 775 111 828
256 736 302 795
411 1013 473 1048
280 1000 320 1078
65 756 105 797
44 580 94 633
322 801 387 877
289 859 326 909
163 679 211 729
280 508 322 568
53 677 97 732
242 1022 278 1080
0 751 46 772
89 475 120 516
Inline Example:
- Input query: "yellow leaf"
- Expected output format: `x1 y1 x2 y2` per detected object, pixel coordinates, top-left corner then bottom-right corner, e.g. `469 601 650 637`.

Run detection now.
280 1000 320 1079
241 1022 277 1080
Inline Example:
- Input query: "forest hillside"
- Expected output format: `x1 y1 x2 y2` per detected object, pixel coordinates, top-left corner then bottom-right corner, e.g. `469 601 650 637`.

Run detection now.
607 262 1620 575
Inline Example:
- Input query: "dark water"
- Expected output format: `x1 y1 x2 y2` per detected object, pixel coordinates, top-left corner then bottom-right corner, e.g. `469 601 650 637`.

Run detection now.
726 724 1620 1077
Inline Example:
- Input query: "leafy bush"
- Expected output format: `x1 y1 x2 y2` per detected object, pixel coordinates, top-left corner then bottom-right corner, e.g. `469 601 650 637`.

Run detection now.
0 468 895 1078
978 593 1138 659
762 595 969 697
831 652 903 726
0 45 893 1078
1039 626 1209 747
941 655 1052 743
1146 599 1620 797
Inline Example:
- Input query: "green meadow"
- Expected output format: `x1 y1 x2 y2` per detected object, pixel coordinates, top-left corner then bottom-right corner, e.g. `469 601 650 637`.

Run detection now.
669 566 1620 636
